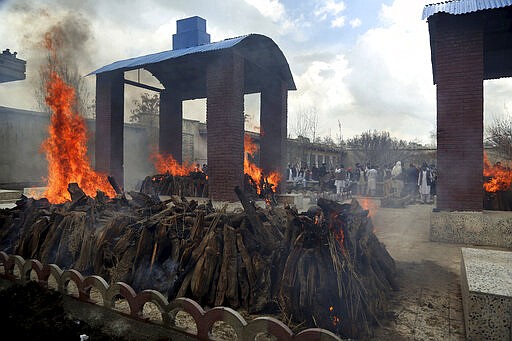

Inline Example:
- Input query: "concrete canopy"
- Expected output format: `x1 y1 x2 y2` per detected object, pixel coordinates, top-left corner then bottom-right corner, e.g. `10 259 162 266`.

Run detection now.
91 22 295 201
423 2 512 211
426 6 512 84
90 33 296 98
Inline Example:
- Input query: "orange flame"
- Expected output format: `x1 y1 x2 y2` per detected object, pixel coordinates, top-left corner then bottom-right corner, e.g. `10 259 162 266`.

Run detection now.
41 32 115 203
150 150 195 176
328 212 345 251
483 153 512 192
358 197 377 219
244 134 281 194
334 226 345 247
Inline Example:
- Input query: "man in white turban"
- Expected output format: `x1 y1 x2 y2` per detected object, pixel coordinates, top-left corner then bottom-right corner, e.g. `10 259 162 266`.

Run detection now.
391 161 404 198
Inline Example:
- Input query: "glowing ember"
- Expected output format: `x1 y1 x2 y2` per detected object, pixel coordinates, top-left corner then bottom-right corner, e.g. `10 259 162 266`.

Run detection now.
244 134 281 194
329 306 340 327
41 32 115 203
328 212 345 251
358 197 377 219
150 150 195 176
483 153 512 193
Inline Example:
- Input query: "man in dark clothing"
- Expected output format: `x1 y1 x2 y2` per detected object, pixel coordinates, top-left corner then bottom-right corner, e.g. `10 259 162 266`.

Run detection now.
406 163 419 197
311 164 319 181
429 164 438 197
319 163 327 178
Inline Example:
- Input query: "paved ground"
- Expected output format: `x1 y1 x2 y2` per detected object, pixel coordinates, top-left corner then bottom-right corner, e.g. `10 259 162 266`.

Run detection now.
354 196 466 340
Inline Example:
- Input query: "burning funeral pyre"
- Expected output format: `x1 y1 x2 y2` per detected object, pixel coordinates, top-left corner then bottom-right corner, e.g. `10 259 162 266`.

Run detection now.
39 28 116 204
483 153 512 210
0 184 397 338
141 134 281 204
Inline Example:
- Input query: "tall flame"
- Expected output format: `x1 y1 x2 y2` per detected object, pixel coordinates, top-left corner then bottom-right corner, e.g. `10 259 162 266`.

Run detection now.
483 153 512 192
41 32 115 203
150 150 195 176
244 134 281 194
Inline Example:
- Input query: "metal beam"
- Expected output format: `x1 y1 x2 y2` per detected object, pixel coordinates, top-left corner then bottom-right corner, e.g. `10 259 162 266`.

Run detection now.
124 78 163 93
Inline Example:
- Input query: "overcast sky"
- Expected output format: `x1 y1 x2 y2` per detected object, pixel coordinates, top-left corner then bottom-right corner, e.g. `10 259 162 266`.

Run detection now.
1 0 512 145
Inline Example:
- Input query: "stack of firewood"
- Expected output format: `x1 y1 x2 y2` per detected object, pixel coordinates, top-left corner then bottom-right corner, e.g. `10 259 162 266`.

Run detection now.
140 171 208 198
0 182 397 338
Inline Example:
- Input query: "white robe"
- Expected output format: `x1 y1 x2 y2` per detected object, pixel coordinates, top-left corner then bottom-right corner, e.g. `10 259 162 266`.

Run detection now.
366 169 378 191
418 170 430 195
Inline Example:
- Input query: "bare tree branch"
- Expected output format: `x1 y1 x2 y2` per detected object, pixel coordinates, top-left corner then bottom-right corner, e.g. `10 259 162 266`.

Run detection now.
486 116 512 161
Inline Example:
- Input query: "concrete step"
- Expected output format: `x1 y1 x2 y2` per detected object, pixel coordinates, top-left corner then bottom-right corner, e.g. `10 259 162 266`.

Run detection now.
0 189 21 201
461 247 512 340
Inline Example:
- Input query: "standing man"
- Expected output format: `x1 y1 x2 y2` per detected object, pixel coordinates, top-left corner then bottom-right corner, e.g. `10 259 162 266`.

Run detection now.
366 165 378 196
406 163 419 198
418 162 431 204
391 161 404 198
334 165 346 198
357 163 367 196
319 163 327 179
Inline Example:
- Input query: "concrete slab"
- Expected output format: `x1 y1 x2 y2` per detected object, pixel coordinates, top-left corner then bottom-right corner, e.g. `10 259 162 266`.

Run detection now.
23 187 46 198
461 247 512 340
277 193 303 206
0 189 21 201
0 202 16 209
430 210 512 248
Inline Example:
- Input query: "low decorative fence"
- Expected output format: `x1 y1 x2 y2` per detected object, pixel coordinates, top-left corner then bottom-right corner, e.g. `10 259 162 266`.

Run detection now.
0 251 342 341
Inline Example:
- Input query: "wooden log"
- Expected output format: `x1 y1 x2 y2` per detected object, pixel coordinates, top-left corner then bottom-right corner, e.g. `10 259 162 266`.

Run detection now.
108 175 123 194
17 216 50 259
224 224 239 307
214 234 228 306
68 183 86 203
380 194 412 208
190 239 221 301
207 249 223 305
234 186 263 233
176 271 193 298
236 232 256 285
237 253 250 308
249 251 271 313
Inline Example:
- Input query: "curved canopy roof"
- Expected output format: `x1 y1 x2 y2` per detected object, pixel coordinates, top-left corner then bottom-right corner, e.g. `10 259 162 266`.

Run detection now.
88 33 296 95
424 1 512 83
422 0 512 20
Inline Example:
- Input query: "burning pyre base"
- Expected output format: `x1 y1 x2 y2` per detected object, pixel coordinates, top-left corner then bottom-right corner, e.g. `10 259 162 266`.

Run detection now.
0 184 397 338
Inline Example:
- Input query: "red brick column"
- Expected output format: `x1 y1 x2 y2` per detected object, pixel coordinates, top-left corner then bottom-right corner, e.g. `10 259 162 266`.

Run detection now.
159 90 183 163
206 52 245 201
95 71 125 187
433 15 484 211
260 80 287 190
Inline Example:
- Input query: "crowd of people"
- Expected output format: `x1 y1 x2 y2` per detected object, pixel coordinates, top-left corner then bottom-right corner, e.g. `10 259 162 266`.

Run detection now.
287 161 438 203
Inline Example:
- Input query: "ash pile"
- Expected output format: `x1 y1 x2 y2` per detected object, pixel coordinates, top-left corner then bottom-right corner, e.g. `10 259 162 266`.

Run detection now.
0 183 397 338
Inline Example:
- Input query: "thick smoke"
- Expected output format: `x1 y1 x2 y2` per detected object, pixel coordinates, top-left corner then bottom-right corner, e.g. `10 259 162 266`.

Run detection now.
2 0 95 115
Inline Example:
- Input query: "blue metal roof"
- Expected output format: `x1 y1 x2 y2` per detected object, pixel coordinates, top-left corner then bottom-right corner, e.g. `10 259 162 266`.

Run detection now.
422 0 512 20
88 35 249 75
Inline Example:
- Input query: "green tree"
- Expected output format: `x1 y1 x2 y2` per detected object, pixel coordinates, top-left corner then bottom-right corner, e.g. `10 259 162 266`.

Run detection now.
129 92 159 127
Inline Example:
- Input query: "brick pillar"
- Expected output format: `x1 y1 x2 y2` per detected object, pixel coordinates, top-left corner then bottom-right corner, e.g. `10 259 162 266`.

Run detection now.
206 52 245 201
95 71 124 187
433 15 484 211
260 80 287 190
159 90 183 162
